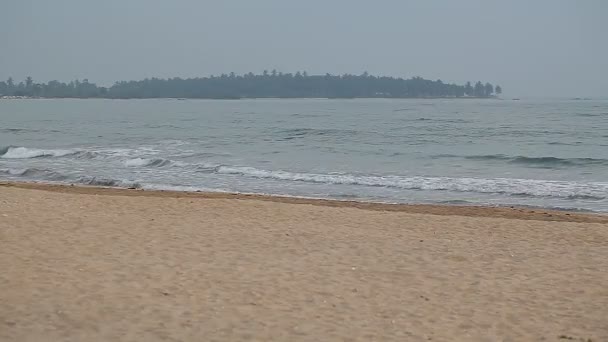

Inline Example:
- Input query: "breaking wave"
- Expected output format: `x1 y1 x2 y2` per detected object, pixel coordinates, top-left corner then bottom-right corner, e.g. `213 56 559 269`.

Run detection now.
0 146 78 159
0 167 67 180
214 166 608 200
74 176 142 188
2 144 606 208
2 155 605 200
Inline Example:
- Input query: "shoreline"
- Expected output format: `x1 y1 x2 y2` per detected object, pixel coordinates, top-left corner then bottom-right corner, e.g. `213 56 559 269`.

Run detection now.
2 180 606 224
1 179 607 341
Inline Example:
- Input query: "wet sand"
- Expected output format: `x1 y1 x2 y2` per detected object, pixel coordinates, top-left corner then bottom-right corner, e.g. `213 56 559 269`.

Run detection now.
1 182 607 341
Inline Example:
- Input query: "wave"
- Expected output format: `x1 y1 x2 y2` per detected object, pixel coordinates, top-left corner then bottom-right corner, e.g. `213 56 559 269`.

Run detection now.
2 163 606 204
510 156 608 167
0 145 225 163
0 146 105 160
0 167 141 188
75 176 142 188
0 146 79 159
0 128 62 134
577 113 602 117
2 144 606 202
179 151 232 158
0 167 67 180
1 128 38 133
73 151 102 159
124 158 172 167
0 145 148 161
214 165 608 200
547 141 583 146
275 128 359 141
435 154 608 167
0 145 189 167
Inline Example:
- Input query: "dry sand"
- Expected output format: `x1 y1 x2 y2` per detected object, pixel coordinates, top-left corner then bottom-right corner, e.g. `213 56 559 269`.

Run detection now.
1 182 607 341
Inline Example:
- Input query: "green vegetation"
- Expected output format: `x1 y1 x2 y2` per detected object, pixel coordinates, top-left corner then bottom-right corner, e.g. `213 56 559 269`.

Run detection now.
0 72 501 99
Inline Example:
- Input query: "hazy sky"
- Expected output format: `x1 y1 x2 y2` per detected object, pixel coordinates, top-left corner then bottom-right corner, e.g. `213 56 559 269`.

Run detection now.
1 0 607 97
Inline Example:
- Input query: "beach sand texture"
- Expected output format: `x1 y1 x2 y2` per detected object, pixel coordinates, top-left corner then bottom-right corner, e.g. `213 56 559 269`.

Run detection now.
1 183 607 341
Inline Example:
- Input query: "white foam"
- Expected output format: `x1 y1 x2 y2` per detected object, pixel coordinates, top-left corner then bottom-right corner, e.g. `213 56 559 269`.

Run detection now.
0 168 28 175
215 166 608 200
124 158 152 167
0 147 76 159
141 183 223 193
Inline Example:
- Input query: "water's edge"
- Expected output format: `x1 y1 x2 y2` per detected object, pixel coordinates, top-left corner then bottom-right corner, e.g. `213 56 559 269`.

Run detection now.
3 180 607 223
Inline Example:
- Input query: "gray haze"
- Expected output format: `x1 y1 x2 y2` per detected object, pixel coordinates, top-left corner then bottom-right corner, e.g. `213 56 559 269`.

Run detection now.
1 0 607 98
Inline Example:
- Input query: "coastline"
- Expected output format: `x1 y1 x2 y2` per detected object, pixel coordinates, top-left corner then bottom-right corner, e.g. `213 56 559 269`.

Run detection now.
1 181 606 224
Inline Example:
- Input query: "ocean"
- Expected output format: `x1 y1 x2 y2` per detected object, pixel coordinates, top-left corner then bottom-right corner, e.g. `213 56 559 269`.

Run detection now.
1 98 607 212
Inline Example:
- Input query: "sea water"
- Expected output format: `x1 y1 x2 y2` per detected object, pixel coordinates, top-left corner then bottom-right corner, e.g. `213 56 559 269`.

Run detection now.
1 98 607 212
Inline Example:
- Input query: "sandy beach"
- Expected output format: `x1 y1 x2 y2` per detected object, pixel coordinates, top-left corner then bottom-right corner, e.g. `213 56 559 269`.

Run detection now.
1 182 607 341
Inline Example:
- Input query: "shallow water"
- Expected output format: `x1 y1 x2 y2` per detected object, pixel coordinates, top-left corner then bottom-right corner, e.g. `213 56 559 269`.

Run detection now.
1 98 607 212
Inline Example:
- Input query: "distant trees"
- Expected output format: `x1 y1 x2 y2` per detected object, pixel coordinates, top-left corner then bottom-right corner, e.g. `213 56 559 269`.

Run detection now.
465 81 473 96
0 73 502 99
25 76 33 91
472 81 483 97
484 83 494 97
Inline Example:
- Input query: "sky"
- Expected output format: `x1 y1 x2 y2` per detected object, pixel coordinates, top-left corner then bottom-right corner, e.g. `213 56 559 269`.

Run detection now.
1 0 607 97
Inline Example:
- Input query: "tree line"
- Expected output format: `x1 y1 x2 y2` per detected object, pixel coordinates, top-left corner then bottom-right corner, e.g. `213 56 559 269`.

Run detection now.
0 72 502 99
